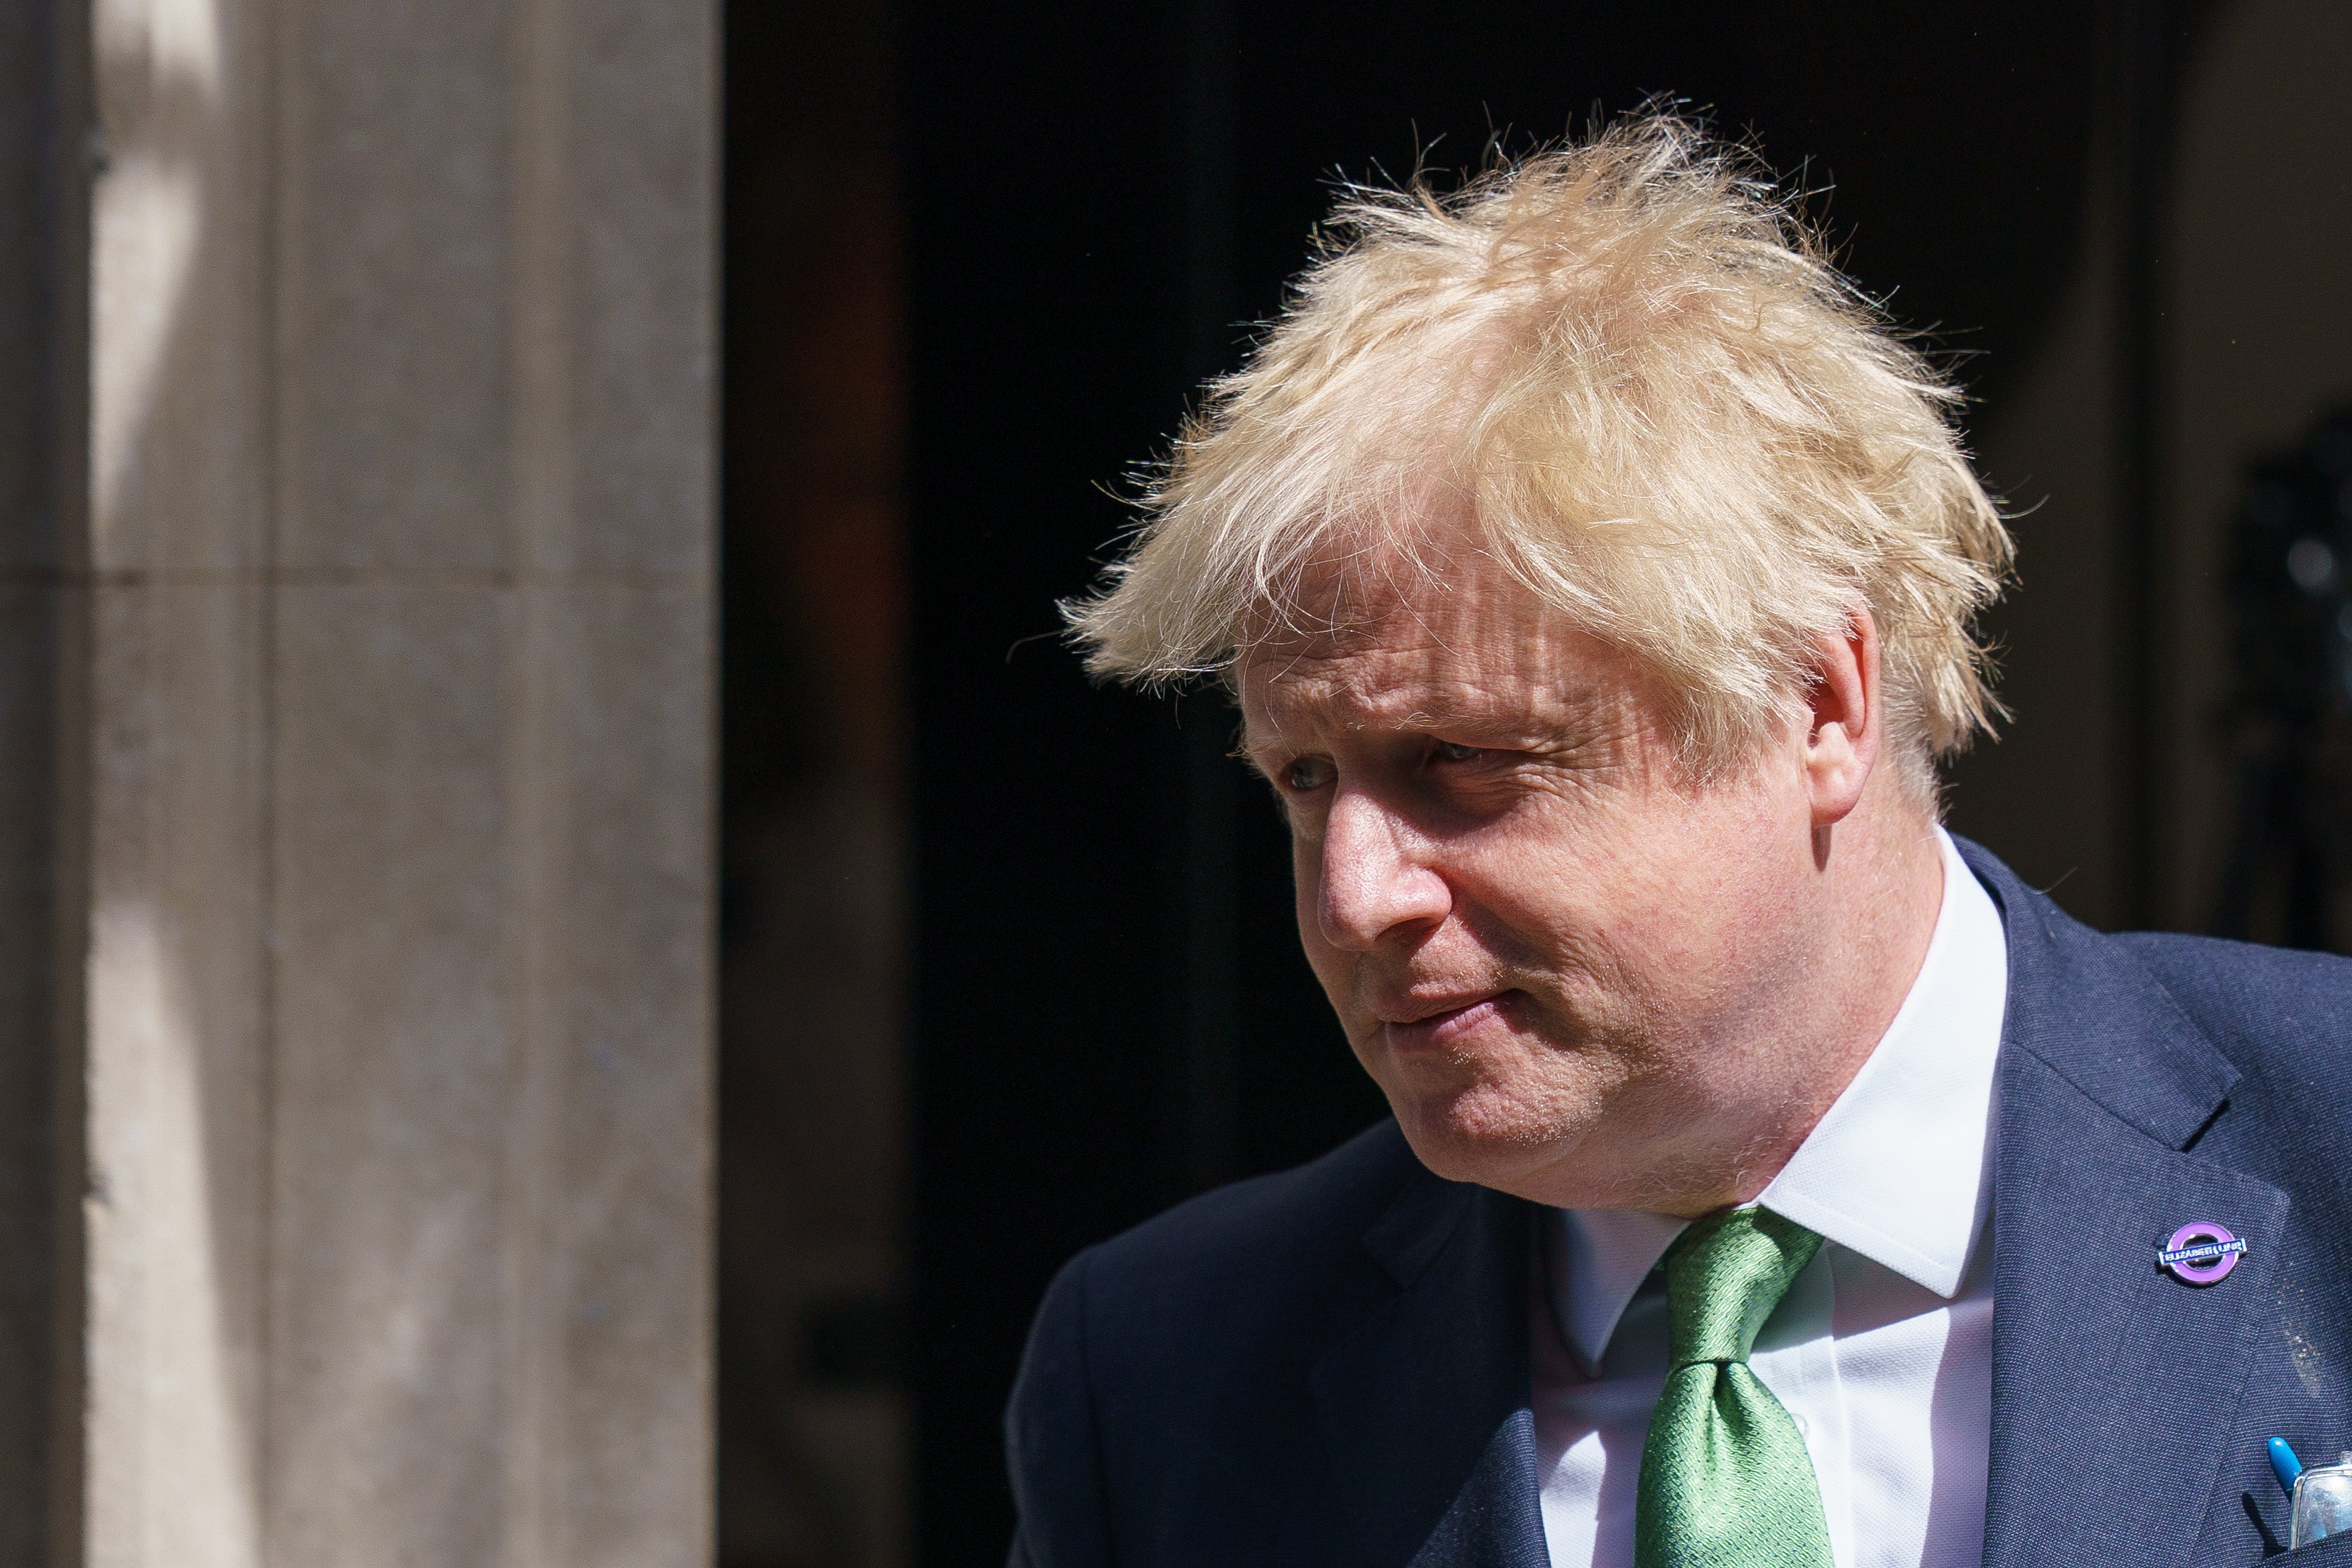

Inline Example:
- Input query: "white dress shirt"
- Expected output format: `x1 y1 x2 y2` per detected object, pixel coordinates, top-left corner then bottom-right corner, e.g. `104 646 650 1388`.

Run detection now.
1534 828 2007 1568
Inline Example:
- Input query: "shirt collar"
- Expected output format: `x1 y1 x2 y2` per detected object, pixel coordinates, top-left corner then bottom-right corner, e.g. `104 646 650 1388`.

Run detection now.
1548 828 2008 1368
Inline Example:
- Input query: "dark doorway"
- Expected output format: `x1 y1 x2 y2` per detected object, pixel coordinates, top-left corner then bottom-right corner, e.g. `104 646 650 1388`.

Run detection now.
719 4 2352 1565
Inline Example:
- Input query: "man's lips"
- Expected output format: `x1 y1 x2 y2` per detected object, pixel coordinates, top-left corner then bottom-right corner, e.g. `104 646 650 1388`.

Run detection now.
1374 990 1512 1048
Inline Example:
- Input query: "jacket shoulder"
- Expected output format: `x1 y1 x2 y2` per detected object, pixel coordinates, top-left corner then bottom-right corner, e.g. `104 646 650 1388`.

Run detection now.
1083 1117 1422 1284
2104 929 2352 1193
2112 929 2352 1069
1016 1115 1426 1372
1037 1118 1428 1378
1959 836 2352 1097
1004 1120 1432 1567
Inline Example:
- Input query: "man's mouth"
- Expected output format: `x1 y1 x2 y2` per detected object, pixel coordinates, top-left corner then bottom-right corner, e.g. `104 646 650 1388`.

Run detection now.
1375 989 1512 1049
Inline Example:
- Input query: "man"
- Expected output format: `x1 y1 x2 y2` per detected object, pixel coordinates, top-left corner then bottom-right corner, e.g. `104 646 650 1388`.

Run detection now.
1008 115 2352 1567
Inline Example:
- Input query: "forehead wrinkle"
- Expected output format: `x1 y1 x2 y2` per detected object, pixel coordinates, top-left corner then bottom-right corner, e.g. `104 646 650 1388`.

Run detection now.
1247 569 1495 679
1241 625 1598 752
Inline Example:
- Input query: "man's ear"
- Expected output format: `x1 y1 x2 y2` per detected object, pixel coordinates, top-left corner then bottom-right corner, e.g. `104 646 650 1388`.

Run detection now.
1804 609 1881 828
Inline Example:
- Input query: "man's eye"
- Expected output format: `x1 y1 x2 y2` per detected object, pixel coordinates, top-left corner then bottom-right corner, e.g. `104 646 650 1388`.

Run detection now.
1434 741 1481 763
1285 758 1334 791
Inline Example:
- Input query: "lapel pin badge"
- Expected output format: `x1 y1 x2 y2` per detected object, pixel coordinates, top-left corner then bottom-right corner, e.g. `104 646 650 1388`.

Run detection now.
2158 1220 2247 1286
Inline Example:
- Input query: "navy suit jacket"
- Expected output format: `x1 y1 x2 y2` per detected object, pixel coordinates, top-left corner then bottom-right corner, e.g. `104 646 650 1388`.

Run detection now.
1005 842 2352 1567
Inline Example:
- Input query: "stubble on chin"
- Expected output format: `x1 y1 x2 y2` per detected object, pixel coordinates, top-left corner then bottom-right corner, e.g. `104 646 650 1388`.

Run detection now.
1371 1027 1633 1195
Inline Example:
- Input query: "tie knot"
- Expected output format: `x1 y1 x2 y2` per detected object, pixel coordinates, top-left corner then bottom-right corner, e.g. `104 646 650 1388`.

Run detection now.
1660 1206 1822 1370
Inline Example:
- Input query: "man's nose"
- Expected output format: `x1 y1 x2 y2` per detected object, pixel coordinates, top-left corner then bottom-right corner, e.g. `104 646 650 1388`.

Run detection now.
1315 790 1450 949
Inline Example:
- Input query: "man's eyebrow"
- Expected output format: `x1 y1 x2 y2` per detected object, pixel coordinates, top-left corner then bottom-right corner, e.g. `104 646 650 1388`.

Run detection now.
1397 690 1586 736
1236 700 1585 764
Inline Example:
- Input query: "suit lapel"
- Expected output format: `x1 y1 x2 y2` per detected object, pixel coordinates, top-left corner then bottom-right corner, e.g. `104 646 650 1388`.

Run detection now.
1966 844 2289 1568
1313 1171 1549 1568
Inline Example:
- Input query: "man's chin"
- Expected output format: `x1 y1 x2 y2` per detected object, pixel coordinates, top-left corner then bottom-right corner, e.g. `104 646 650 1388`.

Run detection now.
1383 1081 1584 1192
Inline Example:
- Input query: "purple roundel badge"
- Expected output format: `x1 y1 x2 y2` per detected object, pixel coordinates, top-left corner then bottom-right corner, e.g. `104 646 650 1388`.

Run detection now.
2158 1221 2247 1286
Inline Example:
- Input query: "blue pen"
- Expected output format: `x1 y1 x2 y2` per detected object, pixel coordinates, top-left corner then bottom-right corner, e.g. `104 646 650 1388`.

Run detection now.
2271 1437 2305 1499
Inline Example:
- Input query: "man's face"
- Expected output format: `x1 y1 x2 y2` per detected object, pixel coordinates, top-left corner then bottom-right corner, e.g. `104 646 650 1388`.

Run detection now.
1238 543 1837 1212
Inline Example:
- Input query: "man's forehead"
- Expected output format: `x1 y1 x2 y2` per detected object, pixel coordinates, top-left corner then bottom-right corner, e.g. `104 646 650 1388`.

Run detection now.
1239 585 1490 710
1243 609 1485 691
1241 536 1590 667
1236 578 1623 738
1241 533 1535 656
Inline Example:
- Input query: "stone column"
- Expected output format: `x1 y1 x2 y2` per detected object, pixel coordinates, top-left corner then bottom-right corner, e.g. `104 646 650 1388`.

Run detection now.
29 0 717 1563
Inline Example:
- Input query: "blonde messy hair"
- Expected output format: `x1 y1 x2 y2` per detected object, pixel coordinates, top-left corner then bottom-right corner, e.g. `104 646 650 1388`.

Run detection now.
1062 112 2014 804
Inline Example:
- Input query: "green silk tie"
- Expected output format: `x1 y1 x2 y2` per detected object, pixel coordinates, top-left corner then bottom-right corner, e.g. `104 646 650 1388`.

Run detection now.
1631 1206 1835 1568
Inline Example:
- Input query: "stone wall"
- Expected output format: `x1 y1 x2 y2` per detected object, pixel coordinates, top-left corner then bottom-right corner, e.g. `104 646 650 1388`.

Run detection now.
0 0 717 1563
